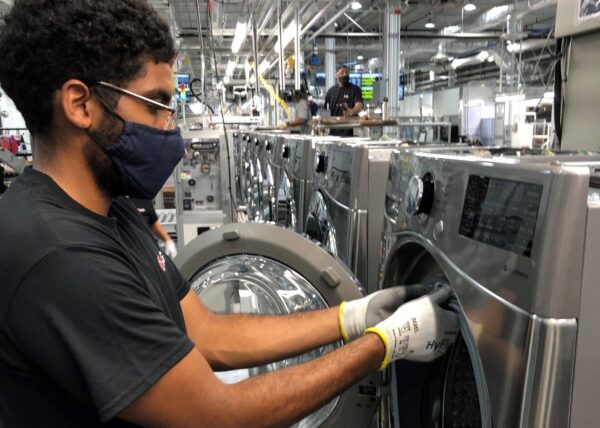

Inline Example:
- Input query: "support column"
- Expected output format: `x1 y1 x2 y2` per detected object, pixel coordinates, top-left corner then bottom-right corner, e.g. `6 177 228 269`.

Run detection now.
385 0 402 118
325 23 336 94
294 4 301 90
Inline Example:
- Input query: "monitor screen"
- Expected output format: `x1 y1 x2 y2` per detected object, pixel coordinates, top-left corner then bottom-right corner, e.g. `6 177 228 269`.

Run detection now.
360 73 381 101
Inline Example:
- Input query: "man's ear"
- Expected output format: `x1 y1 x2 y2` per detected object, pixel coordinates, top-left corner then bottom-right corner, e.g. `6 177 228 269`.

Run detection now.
58 79 97 130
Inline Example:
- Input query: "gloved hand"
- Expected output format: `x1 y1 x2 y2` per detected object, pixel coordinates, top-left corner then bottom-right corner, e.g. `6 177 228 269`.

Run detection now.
366 287 459 369
164 240 178 259
338 285 427 342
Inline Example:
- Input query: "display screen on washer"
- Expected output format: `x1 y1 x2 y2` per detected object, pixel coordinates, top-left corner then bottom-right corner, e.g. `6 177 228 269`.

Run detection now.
459 175 542 257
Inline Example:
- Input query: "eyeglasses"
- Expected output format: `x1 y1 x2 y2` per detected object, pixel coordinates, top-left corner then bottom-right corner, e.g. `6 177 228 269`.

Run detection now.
96 81 176 114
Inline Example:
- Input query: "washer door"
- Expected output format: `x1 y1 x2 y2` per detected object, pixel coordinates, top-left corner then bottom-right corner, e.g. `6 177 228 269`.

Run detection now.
260 160 276 222
250 156 263 221
276 169 297 230
176 223 380 428
305 191 339 257
381 246 493 428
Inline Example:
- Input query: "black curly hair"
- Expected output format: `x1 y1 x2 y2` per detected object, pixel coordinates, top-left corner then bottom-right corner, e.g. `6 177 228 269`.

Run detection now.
0 0 175 136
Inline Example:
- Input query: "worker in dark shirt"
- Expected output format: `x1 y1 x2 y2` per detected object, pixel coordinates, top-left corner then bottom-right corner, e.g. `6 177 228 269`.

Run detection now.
324 66 364 137
0 1 458 427
128 197 178 258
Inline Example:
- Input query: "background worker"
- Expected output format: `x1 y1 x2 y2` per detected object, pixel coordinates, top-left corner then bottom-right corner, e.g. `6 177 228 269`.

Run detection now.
128 197 178 259
324 66 364 137
286 89 313 134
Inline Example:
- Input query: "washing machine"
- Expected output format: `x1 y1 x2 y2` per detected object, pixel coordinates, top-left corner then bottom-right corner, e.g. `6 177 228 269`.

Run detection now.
231 131 249 211
253 131 290 223
175 222 382 427
305 142 473 293
275 135 373 233
378 149 600 427
304 141 404 293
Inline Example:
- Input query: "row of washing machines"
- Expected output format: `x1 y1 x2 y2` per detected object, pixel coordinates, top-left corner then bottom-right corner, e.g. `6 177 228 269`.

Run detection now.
175 130 600 428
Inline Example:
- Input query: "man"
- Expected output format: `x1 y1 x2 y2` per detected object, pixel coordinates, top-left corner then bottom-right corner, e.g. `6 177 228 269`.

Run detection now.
128 197 178 259
324 66 364 137
286 90 313 134
0 1 458 427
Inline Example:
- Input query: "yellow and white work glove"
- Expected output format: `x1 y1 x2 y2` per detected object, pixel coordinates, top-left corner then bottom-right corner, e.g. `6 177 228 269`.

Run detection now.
338 285 428 342
366 287 459 369
164 240 178 259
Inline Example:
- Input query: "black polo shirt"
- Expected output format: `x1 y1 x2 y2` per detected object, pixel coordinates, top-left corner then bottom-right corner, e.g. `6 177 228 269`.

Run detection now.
0 168 194 427
324 83 363 137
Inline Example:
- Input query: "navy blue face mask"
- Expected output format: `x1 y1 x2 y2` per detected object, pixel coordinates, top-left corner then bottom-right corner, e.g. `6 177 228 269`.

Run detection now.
101 121 184 199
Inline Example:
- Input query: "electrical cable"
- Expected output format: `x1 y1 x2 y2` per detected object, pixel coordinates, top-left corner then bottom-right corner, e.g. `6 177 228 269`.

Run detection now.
204 1 238 222
189 78 215 113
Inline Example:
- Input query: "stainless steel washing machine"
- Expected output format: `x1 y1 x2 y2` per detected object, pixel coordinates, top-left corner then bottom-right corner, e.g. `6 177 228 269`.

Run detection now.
254 131 290 223
305 142 472 293
274 135 320 232
274 135 374 233
378 149 600 427
305 141 404 293
175 222 382 428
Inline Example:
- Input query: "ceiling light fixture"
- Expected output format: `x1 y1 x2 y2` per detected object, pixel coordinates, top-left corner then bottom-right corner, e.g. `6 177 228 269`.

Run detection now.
274 22 299 53
357 55 364 60
425 18 435 29
351 1 362 10
487 55 495 63
464 1 477 11
231 20 248 54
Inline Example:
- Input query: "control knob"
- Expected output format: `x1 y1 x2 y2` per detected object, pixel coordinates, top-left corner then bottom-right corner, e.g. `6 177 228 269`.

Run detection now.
406 173 434 216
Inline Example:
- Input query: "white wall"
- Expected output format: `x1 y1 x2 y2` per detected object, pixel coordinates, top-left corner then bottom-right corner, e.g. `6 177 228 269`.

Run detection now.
562 32 600 151
433 87 460 117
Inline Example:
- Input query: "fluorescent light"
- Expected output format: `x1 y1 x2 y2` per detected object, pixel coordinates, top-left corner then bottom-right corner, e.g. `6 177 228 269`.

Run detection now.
442 25 461 34
273 22 299 53
231 20 247 54
357 55 364 60
464 1 477 11
425 19 435 29
351 1 362 10
225 60 237 77
429 70 435 81
258 59 271 75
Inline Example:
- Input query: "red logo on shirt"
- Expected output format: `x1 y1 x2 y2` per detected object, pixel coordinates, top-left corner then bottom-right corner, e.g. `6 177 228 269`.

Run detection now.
157 252 167 272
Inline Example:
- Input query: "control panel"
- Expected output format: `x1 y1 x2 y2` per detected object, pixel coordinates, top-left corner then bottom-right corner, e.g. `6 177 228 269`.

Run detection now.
178 138 223 212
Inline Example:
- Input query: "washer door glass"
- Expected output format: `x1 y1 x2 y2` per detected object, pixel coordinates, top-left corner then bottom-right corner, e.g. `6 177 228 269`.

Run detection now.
305 191 338 257
190 254 340 428
276 170 297 229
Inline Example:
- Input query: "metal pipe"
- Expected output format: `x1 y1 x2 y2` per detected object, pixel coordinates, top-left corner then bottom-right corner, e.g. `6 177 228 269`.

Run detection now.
277 0 285 91
302 4 352 49
343 12 367 33
386 1 401 116
294 3 301 90
194 0 206 92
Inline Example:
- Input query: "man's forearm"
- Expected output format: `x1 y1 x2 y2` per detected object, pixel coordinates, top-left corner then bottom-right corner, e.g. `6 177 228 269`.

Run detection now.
225 333 384 427
120 334 385 428
197 307 342 371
